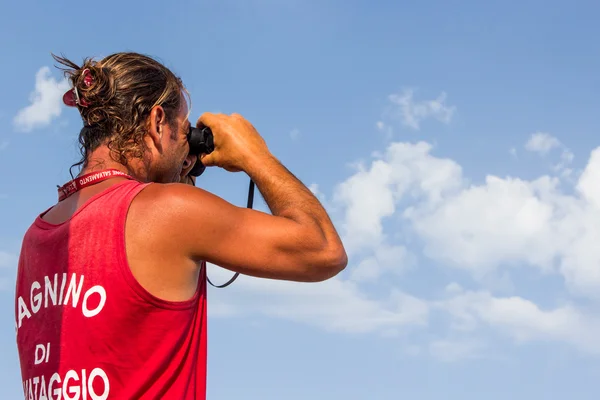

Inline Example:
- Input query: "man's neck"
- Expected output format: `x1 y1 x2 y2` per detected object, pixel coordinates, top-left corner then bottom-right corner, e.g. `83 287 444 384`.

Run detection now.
80 147 150 182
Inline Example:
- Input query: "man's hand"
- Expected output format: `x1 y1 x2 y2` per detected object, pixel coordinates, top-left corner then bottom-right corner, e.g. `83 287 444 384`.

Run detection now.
196 113 272 173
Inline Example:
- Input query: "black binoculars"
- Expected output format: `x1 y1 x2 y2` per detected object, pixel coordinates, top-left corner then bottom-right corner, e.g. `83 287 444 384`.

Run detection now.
187 126 214 177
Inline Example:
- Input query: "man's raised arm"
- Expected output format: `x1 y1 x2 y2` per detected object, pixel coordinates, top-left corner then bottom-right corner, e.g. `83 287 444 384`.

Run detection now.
151 113 348 282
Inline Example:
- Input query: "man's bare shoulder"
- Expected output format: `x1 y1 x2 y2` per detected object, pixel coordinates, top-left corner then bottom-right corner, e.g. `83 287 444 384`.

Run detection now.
128 182 241 242
131 181 225 221
133 182 208 211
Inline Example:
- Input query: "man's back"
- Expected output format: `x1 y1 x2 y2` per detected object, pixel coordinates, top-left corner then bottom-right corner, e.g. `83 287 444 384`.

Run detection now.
15 179 207 399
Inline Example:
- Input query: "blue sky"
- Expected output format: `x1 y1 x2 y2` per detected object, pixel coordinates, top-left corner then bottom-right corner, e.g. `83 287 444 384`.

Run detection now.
1 0 600 398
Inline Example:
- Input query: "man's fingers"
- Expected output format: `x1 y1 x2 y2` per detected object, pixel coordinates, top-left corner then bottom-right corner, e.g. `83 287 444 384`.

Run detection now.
200 152 217 167
196 112 222 129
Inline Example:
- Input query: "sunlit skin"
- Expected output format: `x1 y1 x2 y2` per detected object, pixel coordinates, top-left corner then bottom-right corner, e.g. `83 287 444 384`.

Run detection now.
41 98 347 303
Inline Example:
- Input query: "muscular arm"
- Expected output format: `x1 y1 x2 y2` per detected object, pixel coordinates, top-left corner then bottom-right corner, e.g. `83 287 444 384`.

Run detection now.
145 154 347 282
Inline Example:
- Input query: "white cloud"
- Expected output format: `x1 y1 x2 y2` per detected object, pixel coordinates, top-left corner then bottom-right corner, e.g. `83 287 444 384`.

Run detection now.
438 288 600 355
387 89 456 130
332 160 396 252
349 243 413 282
333 141 462 255
403 145 600 299
207 265 429 334
206 91 600 359
554 149 575 178
408 174 558 276
524 132 574 176
290 128 300 140
328 136 600 299
525 132 561 154
13 66 70 133
0 141 8 151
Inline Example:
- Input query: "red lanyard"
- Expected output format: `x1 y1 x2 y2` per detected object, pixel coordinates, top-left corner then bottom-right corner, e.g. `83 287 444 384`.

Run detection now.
57 169 133 201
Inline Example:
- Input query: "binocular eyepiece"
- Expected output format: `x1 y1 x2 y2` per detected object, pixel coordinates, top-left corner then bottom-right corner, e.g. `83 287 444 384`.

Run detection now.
187 126 214 177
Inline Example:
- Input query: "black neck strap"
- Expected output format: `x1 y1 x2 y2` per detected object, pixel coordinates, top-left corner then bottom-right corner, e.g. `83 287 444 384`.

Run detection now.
206 179 255 288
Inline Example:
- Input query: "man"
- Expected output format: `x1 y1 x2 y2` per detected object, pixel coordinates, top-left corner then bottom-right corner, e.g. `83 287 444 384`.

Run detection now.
15 52 347 399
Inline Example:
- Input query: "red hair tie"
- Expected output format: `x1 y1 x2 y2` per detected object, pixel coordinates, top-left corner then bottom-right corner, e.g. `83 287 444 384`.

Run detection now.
62 68 94 108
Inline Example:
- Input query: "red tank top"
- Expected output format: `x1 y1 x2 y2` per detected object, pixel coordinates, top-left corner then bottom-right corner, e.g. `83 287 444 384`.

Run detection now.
14 179 207 399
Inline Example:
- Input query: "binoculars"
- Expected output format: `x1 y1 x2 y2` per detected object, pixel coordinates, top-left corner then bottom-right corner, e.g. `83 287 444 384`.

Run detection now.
187 126 214 177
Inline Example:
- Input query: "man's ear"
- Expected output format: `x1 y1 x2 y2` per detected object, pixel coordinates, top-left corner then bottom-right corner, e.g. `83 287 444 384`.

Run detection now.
147 105 167 152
